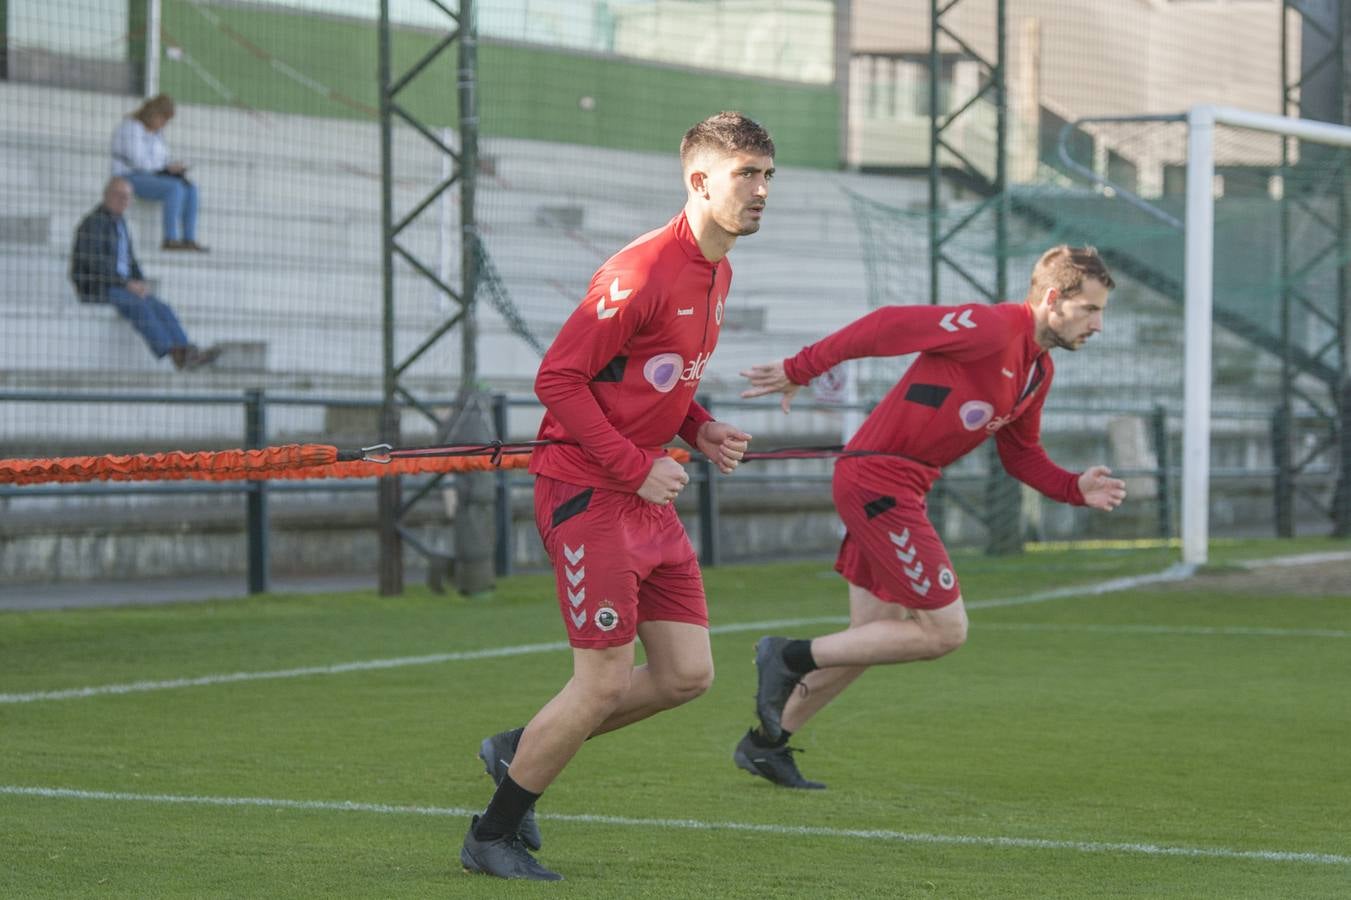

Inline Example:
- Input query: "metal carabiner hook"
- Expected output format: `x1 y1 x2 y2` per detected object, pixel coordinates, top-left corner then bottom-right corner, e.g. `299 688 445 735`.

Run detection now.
360 443 393 464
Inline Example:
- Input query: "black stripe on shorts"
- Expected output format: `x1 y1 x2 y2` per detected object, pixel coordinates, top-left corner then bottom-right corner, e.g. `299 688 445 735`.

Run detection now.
863 495 897 519
552 488 595 528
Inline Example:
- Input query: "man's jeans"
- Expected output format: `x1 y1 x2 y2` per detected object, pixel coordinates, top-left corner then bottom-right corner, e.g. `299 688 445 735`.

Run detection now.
126 172 198 242
106 286 189 359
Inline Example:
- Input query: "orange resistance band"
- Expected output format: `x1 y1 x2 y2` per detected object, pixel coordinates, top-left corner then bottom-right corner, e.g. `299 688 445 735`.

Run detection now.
0 445 692 486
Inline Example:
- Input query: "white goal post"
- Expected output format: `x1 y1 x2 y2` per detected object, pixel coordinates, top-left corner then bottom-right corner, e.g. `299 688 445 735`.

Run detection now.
1183 106 1351 566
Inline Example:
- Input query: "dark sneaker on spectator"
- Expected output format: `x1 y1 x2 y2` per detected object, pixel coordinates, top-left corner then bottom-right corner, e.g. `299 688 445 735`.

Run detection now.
162 239 189 251
460 815 562 881
183 240 210 252
754 636 801 742
479 728 542 851
733 729 826 790
181 344 221 371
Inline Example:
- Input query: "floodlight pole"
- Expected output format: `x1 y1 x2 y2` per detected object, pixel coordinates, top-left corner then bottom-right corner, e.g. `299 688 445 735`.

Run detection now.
1278 0 1349 538
929 0 1019 556
377 0 482 595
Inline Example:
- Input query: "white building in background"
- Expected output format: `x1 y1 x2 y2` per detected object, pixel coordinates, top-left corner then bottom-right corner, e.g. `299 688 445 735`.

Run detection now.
848 0 1292 180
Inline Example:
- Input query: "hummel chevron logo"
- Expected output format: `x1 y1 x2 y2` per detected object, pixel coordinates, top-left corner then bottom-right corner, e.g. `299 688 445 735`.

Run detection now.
563 544 584 565
1002 368 1015 379
903 562 924 581
911 577 931 597
677 307 694 316
570 609 587 629
889 528 916 564
567 586 585 608
565 566 585 587
939 309 977 332
596 277 632 320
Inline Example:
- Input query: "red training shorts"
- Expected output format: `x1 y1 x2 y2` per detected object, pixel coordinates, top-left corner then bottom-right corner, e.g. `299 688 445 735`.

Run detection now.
533 474 708 649
832 473 961 610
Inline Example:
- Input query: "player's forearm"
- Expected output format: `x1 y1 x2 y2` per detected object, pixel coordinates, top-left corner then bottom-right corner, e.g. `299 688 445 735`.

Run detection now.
785 314 887 384
999 442 1085 505
536 376 651 488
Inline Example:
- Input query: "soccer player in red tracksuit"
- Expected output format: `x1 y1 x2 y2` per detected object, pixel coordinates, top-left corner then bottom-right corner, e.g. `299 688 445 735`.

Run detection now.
732 245 1129 789
460 112 774 881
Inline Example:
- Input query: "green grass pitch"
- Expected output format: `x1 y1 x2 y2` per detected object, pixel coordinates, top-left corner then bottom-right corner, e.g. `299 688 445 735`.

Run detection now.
2 539 1348 898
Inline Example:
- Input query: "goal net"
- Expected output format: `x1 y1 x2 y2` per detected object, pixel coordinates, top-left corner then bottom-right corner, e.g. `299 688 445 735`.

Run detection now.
848 107 1351 562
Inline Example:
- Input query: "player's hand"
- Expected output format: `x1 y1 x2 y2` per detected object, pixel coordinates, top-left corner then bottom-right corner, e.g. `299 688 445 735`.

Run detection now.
696 421 751 475
740 360 801 413
638 455 690 505
1079 465 1126 511
126 279 150 298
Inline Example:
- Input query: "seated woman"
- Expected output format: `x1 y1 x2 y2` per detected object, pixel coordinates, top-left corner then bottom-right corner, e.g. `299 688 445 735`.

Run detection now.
110 93 207 252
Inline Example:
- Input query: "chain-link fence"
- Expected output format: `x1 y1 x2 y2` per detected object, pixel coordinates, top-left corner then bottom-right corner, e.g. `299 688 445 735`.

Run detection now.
1 0 1345 588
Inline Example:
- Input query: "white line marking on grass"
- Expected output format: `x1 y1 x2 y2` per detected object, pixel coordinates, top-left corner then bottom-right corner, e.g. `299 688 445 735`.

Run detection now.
12 556 1325 707
967 564 1195 610
982 623 1351 639
1239 550 1351 569
0 642 568 705
0 617 844 705
4 784 1348 867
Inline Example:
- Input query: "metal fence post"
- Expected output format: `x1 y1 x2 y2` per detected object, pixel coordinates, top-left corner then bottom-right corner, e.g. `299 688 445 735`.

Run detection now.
1152 404 1172 538
695 396 720 566
1336 379 1350 537
1272 404 1294 537
244 388 270 594
492 392 513 577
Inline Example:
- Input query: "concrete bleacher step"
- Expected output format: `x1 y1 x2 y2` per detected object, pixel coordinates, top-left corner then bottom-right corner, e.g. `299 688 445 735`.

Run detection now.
10 79 1263 424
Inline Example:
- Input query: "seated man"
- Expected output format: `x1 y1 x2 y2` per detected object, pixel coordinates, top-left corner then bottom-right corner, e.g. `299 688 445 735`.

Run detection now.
71 178 219 370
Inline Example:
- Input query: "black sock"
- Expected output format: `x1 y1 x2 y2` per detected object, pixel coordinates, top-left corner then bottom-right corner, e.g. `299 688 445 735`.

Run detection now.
749 727 793 749
474 774 540 841
783 639 817 675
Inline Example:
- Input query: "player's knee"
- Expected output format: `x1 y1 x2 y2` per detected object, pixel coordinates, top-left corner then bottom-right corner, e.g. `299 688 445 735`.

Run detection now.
928 616 968 658
657 661 714 707
587 680 632 717
573 663 633 715
911 606 967 660
933 628 967 658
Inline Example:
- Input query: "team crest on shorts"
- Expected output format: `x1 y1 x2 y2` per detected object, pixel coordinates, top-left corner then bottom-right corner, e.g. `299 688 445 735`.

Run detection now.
938 566 956 591
594 605 620 632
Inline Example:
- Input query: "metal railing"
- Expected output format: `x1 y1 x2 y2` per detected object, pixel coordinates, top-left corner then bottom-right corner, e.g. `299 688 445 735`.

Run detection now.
3 389 1332 594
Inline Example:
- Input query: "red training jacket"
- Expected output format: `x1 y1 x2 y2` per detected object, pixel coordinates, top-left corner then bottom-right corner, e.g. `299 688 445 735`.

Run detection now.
530 211 728 492
784 302 1085 505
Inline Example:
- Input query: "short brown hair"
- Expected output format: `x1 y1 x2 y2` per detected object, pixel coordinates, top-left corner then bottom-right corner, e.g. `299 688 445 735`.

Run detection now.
133 93 176 127
1030 245 1115 299
679 111 775 169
